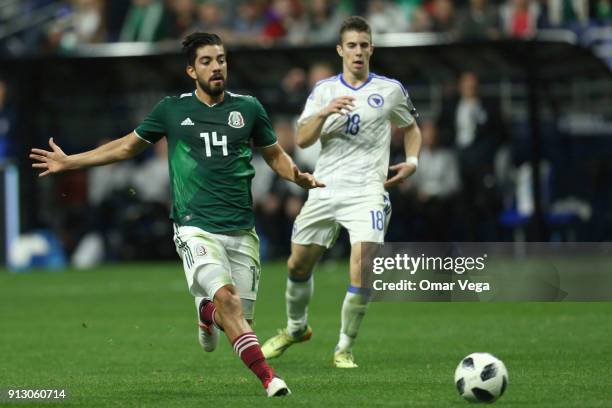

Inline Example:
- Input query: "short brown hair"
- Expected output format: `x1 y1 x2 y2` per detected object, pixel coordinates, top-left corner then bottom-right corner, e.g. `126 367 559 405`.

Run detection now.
338 16 371 44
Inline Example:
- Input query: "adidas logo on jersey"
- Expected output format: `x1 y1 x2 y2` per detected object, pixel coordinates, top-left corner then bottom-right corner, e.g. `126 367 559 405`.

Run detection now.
181 118 195 126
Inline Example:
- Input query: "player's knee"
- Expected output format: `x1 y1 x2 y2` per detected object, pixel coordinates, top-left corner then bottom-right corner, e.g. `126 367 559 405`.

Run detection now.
214 287 243 318
287 255 312 279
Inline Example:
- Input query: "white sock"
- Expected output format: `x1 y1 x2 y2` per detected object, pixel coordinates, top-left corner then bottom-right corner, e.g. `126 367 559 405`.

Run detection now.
336 287 370 353
286 275 313 336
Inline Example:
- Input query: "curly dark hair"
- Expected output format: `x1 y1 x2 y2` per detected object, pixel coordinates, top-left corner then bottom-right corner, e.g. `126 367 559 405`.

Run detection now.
182 32 223 66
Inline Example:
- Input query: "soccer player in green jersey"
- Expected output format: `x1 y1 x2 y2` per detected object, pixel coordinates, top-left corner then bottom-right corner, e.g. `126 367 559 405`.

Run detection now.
30 32 324 397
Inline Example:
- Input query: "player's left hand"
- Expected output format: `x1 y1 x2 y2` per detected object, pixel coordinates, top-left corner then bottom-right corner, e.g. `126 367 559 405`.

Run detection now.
292 165 325 189
384 162 416 189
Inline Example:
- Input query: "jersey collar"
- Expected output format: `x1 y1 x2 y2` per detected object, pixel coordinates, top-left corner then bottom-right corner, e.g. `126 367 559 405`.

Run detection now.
194 89 225 107
340 73 373 91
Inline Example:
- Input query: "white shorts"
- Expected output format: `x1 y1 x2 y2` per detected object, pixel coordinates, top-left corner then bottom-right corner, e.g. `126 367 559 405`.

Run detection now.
173 225 261 303
291 193 392 248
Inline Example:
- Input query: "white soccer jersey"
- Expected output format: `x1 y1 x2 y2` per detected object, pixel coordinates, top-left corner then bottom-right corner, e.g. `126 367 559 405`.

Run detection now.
297 73 416 198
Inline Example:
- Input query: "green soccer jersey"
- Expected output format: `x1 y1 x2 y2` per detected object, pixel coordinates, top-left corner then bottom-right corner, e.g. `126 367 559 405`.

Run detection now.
135 90 277 233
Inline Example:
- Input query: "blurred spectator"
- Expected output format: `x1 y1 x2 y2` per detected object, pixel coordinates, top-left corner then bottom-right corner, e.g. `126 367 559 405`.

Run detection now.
251 152 276 212
307 0 347 45
5 0 611 55
164 0 196 40
47 0 107 51
500 0 541 39
428 0 457 34
231 0 266 45
253 117 305 257
282 67 309 112
0 79 16 159
542 0 588 27
410 121 460 241
132 138 170 205
261 0 290 43
396 0 426 30
290 61 333 170
307 61 335 88
280 0 311 45
386 125 415 241
593 0 612 21
81 137 172 262
119 0 166 42
106 1 131 41
457 0 501 40
366 0 410 34
275 117 307 249
74 138 135 266
0 0 20 23
264 66 308 114
189 1 230 39
437 72 506 240
410 4 434 31
87 138 135 207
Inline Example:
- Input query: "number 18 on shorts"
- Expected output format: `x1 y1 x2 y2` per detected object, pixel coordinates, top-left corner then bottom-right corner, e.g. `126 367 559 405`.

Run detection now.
291 193 392 247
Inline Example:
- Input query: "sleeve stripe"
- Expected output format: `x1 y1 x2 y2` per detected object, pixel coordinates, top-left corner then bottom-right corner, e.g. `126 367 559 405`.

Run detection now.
133 130 153 144
396 117 416 128
372 74 408 96
256 141 278 149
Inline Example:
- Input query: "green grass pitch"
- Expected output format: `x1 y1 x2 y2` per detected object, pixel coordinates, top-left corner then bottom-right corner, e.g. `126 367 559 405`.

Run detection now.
1 261 611 407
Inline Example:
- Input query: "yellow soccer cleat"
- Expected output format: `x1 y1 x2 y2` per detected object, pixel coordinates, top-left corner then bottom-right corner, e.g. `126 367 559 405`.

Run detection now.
262 326 313 359
333 351 358 368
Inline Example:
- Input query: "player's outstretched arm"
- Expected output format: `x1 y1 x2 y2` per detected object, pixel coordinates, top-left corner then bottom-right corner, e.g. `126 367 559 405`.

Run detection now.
296 96 355 148
260 143 325 189
30 132 150 177
385 122 422 189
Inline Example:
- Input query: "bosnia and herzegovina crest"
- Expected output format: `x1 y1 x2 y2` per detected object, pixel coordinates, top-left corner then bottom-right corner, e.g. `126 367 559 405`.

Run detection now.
228 111 245 128
367 93 384 109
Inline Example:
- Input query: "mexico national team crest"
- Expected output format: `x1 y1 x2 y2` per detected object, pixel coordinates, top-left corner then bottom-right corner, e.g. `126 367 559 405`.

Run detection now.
195 244 207 257
368 93 384 109
228 111 245 128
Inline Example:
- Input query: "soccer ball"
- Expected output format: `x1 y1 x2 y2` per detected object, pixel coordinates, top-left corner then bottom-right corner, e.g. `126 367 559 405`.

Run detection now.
454 352 508 403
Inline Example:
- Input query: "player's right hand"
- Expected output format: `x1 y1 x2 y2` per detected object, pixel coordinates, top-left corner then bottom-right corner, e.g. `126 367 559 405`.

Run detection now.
321 96 355 117
30 137 69 177
292 165 326 190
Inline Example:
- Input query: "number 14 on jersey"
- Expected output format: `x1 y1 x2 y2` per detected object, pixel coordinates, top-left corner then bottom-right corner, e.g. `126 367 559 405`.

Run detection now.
200 132 228 157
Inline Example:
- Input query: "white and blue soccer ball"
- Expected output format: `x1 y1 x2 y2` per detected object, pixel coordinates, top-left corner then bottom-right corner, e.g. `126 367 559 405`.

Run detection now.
454 352 508 403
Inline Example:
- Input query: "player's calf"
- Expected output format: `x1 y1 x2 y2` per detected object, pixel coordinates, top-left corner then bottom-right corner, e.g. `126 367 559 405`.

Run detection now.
211 287 290 396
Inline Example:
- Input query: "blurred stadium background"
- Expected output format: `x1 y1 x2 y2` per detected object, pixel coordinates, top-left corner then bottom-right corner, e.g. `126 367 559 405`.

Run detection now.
1 2 612 406
0 0 611 269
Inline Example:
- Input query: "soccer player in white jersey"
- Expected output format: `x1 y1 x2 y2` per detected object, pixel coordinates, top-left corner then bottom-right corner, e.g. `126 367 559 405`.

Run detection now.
262 16 422 368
